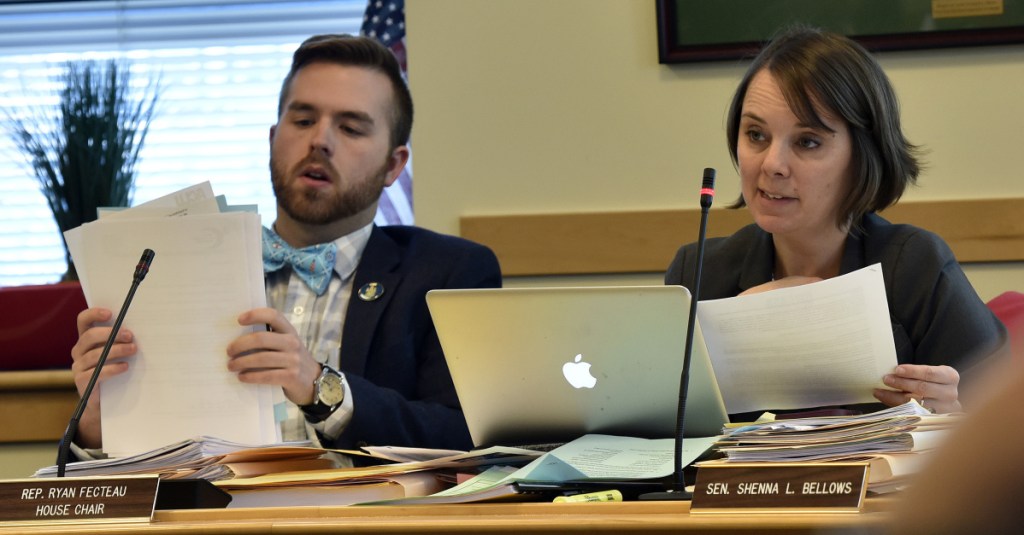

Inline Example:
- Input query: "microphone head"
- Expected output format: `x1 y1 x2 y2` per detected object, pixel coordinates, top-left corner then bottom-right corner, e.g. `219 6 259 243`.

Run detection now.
700 168 716 208
134 249 155 282
702 168 716 190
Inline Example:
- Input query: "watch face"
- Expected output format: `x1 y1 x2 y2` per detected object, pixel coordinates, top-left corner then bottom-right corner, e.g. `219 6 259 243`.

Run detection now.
317 370 345 406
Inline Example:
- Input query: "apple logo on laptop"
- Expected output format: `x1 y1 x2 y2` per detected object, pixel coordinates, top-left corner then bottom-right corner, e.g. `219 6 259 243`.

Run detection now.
562 354 597 389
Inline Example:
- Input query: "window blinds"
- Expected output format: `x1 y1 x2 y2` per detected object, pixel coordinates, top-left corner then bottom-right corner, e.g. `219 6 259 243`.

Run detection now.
0 0 364 285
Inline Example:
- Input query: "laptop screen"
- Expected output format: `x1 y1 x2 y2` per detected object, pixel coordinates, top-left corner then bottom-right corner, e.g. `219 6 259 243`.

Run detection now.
427 285 727 447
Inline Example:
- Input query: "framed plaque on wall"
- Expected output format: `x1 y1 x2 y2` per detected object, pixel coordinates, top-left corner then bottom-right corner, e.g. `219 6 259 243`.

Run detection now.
657 0 1024 63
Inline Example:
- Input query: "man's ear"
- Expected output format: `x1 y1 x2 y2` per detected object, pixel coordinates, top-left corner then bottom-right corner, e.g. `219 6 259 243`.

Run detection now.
383 145 411 187
269 124 277 145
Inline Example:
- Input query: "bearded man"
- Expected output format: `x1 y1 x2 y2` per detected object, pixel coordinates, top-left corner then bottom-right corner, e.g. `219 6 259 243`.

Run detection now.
70 35 500 453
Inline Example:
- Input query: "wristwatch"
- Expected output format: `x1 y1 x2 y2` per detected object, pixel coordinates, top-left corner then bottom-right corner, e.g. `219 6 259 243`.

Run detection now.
299 364 345 423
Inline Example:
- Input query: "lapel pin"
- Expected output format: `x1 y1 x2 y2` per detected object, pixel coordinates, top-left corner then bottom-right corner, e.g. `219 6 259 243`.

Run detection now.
358 282 385 302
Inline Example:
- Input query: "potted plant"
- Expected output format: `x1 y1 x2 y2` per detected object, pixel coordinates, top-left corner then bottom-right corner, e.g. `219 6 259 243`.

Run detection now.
4 59 159 281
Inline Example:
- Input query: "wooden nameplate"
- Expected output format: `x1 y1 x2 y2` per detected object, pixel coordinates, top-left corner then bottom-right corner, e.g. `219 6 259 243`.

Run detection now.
0 475 158 526
690 462 868 513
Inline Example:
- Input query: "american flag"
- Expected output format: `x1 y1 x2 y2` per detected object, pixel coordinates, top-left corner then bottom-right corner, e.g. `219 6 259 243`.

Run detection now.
361 0 414 226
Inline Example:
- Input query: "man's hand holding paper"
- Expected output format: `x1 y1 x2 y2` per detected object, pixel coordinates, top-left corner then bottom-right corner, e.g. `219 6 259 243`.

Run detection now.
70 307 140 449
228 307 321 407
65 183 278 457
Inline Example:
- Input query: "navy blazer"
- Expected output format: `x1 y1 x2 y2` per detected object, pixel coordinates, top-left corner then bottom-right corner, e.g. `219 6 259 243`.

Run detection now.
332 225 501 450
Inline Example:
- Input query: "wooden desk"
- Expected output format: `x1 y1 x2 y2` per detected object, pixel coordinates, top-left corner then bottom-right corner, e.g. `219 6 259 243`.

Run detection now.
6 499 895 534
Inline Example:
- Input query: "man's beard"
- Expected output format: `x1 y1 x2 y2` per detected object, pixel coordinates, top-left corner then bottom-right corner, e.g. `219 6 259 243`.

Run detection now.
270 154 389 225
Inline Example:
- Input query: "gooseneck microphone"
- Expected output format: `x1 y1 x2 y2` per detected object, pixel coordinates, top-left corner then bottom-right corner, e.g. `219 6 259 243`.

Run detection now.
56 249 155 477
642 167 715 500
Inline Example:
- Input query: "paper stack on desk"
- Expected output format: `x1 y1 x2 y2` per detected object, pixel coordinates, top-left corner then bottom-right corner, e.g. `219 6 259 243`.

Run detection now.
365 434 721 505
214 445 544 507
713 400 952 461
32 436 323 481
702 400 959 493
63 182 276 457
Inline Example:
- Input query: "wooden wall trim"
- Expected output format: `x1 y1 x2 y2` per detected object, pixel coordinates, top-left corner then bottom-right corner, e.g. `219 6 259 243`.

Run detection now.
460 198 1024 277
0 370 74 390
0 370 76 443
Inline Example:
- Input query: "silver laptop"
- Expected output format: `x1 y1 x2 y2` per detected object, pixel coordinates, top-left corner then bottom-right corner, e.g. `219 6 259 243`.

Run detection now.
426 285 728 447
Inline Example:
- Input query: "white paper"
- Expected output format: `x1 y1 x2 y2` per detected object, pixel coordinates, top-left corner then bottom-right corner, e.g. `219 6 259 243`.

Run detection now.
696 264 898 414
64 209 277 457
70 182 220 298
100 181 219 219
508 434 720 481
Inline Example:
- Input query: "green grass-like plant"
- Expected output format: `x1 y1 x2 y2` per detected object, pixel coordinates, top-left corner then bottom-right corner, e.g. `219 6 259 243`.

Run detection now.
5 60 159 280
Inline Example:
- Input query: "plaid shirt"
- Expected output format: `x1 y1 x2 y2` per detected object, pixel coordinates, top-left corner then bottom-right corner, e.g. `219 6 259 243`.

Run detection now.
264 223 372 443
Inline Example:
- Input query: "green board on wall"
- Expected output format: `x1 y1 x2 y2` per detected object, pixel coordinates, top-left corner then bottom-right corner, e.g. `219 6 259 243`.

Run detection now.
657 0 1024 63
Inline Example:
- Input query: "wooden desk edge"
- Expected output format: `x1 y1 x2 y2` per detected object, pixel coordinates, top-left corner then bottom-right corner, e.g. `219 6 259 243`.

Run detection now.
0 370 74 391
153 499 894 533
5 494 898 533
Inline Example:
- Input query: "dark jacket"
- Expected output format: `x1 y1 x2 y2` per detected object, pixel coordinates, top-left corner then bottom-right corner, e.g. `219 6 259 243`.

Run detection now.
666 213 1007 416
332 225 501 450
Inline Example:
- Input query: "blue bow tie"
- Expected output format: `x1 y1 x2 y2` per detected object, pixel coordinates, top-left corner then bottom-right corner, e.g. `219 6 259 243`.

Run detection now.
262 227 337 296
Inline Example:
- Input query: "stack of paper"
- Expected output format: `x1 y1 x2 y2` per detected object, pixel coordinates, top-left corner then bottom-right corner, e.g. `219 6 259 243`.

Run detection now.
63 182 277 457
365 434 721 505
214 445 544 490
714 400 953 461
703 400 959 492
33 436 321 480
213 445 545 507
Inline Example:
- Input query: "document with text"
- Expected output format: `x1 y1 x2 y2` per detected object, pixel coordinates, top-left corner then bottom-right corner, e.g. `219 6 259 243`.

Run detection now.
65 184 277 457
696 264 898 414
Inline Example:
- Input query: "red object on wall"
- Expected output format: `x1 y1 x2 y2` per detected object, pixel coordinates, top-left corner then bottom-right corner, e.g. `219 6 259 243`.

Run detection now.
0 282 87 370
987 291 1024 361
